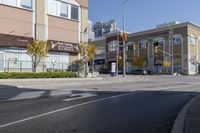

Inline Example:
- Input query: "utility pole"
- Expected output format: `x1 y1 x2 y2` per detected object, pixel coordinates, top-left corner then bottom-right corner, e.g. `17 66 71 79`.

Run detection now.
122 0 129 77
116 31 119 76
167 24 174 75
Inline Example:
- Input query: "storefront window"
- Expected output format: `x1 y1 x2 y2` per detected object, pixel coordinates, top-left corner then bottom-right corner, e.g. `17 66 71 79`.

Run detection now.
20 0 32 9
46 52 69 70
3 0 17 6
71 5 79 20
59 2 68 18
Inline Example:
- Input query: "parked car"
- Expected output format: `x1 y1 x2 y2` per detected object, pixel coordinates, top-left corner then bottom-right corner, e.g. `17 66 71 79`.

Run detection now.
132 69 148 75
67 64 79 72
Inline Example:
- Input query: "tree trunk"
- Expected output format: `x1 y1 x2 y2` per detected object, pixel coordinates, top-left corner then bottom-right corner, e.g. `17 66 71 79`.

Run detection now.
32 56 37 73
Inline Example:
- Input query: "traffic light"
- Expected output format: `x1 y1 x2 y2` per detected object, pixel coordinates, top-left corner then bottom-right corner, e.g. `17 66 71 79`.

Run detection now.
155 46 158 53
120 32 128 41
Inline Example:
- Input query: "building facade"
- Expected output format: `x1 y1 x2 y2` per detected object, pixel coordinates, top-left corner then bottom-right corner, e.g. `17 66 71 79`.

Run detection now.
92 22 200 75
0 0 88 72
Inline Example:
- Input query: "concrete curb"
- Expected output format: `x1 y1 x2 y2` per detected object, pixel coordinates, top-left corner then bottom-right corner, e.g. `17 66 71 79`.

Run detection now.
0 77 102 82
171 95 200 133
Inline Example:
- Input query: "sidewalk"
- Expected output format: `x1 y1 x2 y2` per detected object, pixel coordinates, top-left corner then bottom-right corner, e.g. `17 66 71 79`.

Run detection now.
171 95 200 133
184 96 200 133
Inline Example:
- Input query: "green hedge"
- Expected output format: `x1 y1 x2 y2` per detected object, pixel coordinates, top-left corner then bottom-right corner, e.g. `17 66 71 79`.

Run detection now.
0 72 78 79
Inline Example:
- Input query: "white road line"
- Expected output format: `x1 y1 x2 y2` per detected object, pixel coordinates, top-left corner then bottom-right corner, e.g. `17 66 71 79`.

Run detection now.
0 92 139 128
62 93 97 101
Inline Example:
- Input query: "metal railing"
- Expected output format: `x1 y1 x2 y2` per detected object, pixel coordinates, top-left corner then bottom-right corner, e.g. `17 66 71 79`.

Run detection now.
0 60 75 72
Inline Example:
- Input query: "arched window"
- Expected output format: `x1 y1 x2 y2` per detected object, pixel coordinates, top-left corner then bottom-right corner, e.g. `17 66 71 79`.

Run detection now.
173 35 183 46
153 37 165 47
138 40 148 49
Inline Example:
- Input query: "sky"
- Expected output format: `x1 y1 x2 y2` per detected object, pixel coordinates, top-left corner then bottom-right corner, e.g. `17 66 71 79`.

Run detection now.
89 0 200 33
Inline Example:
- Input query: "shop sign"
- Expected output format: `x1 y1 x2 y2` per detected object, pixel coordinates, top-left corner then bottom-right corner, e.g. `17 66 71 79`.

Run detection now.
0 33 33 47
49 40 79 53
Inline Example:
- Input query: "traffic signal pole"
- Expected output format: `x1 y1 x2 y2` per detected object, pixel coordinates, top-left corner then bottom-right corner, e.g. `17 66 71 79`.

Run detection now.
122 0 129 77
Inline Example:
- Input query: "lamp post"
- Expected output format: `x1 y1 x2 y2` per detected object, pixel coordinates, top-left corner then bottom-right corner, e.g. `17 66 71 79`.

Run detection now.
167 23 174 75
122 0 129 77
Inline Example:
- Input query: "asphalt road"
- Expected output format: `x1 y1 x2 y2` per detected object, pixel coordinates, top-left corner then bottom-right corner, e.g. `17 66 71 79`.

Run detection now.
0 90 198 133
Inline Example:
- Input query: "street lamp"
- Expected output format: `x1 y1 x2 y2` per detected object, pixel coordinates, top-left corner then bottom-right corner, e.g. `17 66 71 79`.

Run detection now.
167 23 174 75
122 0 129 77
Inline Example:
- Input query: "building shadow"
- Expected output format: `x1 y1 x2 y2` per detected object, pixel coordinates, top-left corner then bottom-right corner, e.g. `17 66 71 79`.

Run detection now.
0 85 51 100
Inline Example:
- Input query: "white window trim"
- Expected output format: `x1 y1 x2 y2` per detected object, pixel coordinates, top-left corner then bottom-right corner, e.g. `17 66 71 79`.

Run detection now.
68 4 71 19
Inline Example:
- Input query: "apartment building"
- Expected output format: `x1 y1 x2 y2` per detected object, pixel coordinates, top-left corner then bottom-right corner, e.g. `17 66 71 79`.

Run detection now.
92 22 200 75
0 0 88 72
93 20 118 38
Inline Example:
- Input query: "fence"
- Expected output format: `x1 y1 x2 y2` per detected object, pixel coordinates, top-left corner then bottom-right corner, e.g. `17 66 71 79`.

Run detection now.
0 60 75 72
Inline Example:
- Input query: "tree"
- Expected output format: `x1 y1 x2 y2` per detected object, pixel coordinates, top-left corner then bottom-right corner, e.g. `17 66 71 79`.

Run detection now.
71 59 84 77
79 43 96 77
132 57 146 69
163 60 171 73
27 40 50 72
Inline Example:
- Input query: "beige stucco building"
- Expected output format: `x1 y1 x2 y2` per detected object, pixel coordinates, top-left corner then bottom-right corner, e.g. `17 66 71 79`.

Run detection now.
0 0 88 72
92 22 200 75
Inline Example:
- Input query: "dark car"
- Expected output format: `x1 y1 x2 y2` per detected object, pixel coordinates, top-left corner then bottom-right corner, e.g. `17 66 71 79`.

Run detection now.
132 69 148 75
98 68 108 74
67 64 79 72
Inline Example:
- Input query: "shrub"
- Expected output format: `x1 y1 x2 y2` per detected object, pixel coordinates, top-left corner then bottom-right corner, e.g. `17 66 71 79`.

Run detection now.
0 72 78 79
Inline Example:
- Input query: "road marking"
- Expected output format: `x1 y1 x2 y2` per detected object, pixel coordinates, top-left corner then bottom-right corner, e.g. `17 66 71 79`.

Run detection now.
0 92 138 128
62 93 97 101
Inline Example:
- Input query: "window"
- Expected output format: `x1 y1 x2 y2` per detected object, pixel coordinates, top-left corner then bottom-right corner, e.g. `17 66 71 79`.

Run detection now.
48 0 57 15
48 0 79 21
139 41 147 49
173 37 182 45
0 0 2 4
71 5 79 20
96 47 105 55
189 35 196 46
20 0 32 9
154 41 163 47
3 0 17 6
108 41 118 52
59 2 68 18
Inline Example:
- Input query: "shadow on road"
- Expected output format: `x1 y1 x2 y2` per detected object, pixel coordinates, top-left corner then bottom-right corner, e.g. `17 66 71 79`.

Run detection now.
0 85 51 100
